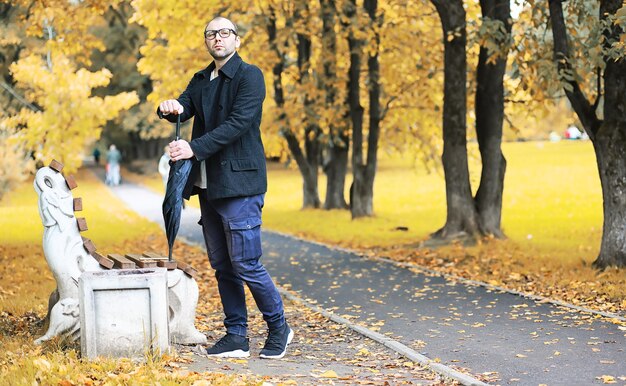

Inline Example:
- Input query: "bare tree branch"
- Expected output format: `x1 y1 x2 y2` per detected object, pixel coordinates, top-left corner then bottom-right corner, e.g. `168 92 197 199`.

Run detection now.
548 0 601 138
0 82 40 111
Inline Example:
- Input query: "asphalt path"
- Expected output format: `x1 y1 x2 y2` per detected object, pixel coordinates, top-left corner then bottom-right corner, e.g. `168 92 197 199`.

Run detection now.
100 170 625 385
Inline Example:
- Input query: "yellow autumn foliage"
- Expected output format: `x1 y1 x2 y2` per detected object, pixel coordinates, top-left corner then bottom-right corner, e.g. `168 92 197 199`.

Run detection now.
3 54 138 174
131 0 451 162
0 124 34 201
10 0 124 66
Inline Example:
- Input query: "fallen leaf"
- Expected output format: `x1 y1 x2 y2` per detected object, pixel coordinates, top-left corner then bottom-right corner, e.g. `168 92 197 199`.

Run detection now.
357 348 370 356
597 375 616 384
33 358 51 371
319 370 338 378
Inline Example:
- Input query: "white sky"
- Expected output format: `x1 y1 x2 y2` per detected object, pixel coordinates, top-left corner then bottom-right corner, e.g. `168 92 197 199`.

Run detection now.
511 0 524 19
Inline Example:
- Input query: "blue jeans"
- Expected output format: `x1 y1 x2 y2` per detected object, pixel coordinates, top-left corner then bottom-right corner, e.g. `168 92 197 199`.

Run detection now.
199 193 285 336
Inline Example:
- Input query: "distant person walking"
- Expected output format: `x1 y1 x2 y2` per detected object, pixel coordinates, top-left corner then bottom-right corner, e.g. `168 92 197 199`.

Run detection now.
92 147 101 165
565 124 583 140
105 144 122 186
157 16 292 359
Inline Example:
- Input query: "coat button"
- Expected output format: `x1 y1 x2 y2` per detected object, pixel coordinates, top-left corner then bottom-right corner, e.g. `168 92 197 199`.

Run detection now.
246 224 251 229
220 161 226 166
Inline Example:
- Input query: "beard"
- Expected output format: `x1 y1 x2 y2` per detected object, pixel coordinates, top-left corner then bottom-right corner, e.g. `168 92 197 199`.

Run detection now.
208 46 235 60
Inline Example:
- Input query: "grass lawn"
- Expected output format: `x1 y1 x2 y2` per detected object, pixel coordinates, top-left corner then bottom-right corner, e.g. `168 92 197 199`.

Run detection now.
128 140 624 316
262 140 602 257
135 140 602 257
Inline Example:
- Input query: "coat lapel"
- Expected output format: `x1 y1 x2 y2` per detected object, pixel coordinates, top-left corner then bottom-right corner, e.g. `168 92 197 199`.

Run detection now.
201 84 212 131
199 63 215 132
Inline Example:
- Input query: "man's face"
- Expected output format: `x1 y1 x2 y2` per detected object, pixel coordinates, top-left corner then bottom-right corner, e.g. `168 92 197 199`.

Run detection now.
204 19 240 60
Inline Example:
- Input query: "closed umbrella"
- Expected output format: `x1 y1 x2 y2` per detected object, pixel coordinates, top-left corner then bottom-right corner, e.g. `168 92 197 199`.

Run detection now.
160 113 192 261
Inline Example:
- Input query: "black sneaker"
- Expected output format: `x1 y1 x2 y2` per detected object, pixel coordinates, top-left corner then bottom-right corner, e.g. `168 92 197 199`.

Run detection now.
259 322 294 359
206 333 250 358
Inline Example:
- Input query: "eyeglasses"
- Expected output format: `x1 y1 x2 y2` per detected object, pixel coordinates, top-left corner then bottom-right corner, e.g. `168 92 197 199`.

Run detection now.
204 28 237 40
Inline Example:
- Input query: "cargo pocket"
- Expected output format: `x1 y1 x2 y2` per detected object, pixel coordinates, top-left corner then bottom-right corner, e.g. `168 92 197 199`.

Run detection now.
227 217 263 261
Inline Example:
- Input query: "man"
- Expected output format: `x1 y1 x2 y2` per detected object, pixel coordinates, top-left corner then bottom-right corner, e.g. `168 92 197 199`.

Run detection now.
157 16 292 359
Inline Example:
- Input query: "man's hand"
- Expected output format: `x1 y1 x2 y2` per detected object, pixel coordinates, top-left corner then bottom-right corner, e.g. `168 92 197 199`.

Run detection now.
169 140 194 161
159 99 184 115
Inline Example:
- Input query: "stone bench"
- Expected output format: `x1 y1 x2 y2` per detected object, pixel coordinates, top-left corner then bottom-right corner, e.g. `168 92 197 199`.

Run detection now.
34 160 206 359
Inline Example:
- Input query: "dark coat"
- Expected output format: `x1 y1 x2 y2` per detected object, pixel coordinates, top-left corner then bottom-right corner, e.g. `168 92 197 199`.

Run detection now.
159 53 267 200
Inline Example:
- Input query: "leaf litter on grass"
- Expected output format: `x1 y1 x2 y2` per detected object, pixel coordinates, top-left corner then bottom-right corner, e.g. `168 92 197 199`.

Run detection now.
0 236 261 386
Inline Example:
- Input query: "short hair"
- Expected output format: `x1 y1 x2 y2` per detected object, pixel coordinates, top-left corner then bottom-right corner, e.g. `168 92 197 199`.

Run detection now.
206 16 238 35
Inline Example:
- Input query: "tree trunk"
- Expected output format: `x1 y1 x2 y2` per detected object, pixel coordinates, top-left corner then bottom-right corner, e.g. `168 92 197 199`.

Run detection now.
474 0 510 238
548 0 626 268
593 0 626 268
344 0 365 214
283 130 321 208
297 11 322 209
593 126 626 268
323 0 349 210
430 0 479 239
267 6 321 208
324 135 349 209
351 0 381 218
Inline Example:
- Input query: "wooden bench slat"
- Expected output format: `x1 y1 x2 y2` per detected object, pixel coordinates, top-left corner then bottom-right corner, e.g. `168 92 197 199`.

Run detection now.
82 237 97 254
107 254 136 269
91 252 114 269
125 254 158 268
175 261 198 278
141 252 168 261
157 260 178 270
49 159 64 173
76 217 88 232
65 175 78 190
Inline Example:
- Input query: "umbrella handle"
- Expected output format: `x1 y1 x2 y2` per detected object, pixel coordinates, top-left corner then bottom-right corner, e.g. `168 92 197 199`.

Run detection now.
157 110 181 141
176 114 180 141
